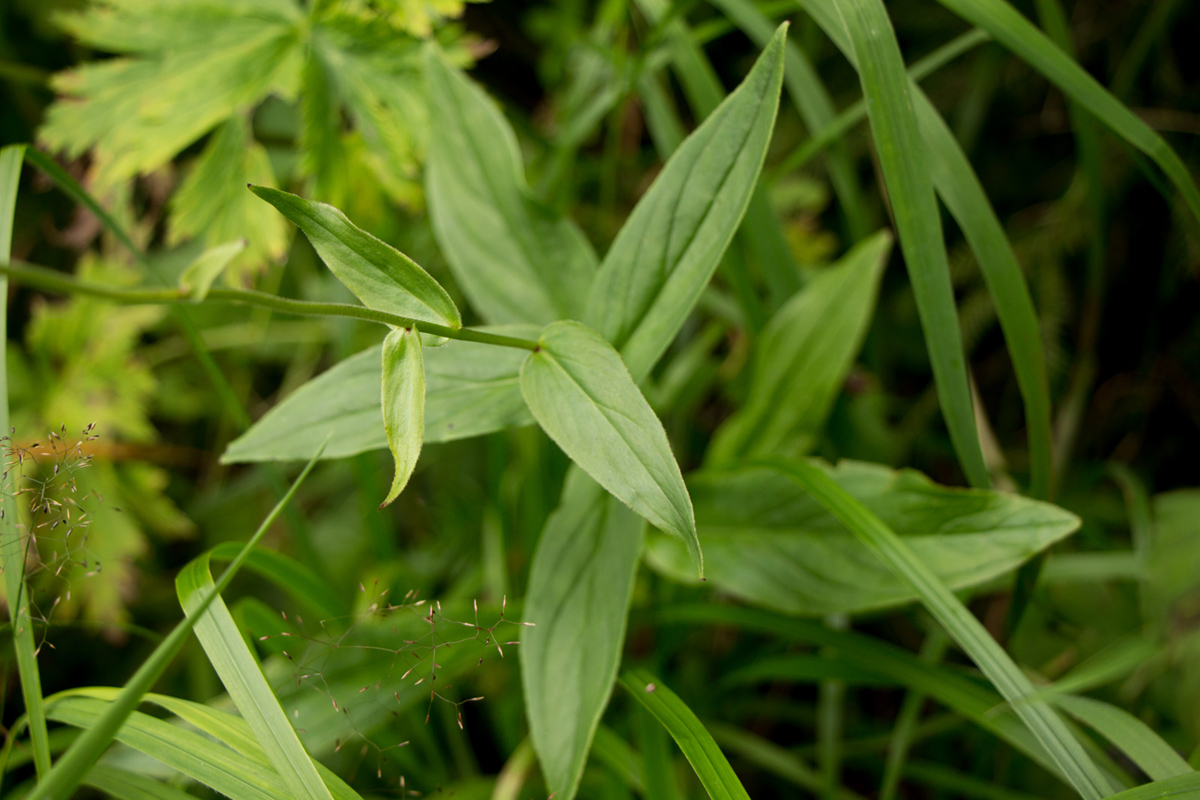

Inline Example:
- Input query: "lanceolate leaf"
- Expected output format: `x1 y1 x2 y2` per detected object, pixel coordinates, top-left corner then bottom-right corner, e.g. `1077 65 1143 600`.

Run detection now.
619 670 753 800
519 320 699 572
828 0 990 489
707 231 892 465
250 186 460 328
521 468 645 800
221 328 536 463
645 461 1080 616
380 326 425 506
425 48 597 324
585 24 787 382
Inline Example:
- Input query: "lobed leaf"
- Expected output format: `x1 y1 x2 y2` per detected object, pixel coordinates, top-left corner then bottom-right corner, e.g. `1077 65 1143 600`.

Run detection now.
519 320 698 572
380 326 425 506
424 47 597 324
520 468 645 800
250 186 460 328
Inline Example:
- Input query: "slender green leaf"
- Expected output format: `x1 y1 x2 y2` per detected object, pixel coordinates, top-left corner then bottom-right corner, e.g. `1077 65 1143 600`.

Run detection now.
84 765 200 800
221 327 537 463
592 726 646 794
707 231 891 464
932 0 1200 224
761 456 1110 799
380 326 424 506
179 239 247 300
619 670 752 800
24 453 321 800
207 542 344 623
647 460 1079 616
519 320 698 570
827 0 989 489
1105 773 1200 800
520 468 644 800
177 549 335 800
1052 695 1193 781
424 47 597 324
0 142 52 780
250 186 460 328
585 24 787 382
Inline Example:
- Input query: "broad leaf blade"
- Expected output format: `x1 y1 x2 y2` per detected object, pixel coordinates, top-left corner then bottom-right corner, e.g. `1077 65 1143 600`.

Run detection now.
646 460 1079 616
707 231 891 464
424 48 597 324
521 468 644 800
250 186 460 327
221 329 536 463
619 670 752 800
585 24 787 382
380 326 424 506
177 553 335 800
519 320 699 571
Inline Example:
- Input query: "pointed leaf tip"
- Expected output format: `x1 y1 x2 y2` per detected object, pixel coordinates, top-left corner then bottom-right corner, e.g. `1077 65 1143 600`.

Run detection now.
380 327 426 508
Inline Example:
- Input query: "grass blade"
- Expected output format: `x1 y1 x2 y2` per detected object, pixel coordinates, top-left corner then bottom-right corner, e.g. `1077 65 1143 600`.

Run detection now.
759 457 1111 799
83 765 200 800
0 143 52 781
1052 695 1193 781
933 0 1200 225
825 0 990 489
1105 773 1200 800
24 450 323 800
619 670 752 800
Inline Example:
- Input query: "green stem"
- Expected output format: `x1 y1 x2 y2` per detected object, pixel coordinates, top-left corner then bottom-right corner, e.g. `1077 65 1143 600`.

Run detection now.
0 260 541 352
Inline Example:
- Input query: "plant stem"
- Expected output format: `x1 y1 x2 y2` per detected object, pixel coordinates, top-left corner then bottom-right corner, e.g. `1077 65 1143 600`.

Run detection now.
0 260 542 352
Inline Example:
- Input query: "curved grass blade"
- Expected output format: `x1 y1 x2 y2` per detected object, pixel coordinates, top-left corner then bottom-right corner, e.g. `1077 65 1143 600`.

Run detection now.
84 765 200 800
619 670 751 800
585 24 787 383
829 0 989 489
250 186 460 328
177 550 336 800
207 542 343 623
761 455 1110 799
521 468 644 800
932 0 1200 225
380 326 424 507
0 143 53 782
520 321 698 571
1105 773 1200 800
424 48 597 324
1052 695 1193 781
24 450 322 800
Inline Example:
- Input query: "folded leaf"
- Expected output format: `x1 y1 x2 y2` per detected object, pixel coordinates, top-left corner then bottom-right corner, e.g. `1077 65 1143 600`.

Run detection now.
585 24 787 382
519 320 699 572
425 47 597 324
250 186 460 328
521 467 644 800
646 460 1080 616
220 328 536 464
380 326 425 507
707 231 891 464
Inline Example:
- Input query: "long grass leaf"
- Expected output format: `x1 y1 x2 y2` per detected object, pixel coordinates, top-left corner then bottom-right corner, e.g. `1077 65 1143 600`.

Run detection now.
824 0 990 489
1105 773 1200 800
760 456 1110 799
83 765 199 800
619 670 752 800
932 0 1200 224
1052 695 1193 781
24 450 323 800
0 143 52 781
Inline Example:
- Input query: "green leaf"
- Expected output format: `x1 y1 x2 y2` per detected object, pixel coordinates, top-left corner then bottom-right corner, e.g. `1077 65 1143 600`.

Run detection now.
424 47 597 324
41 0 303 188
584 24 787 382
520 468 645 800
169 116 287 283
519 320 698 571
1105 773 1200 800
207 542 344 623
177 551 336 800
380 326 425 506
762 456 1111 800
932 0 1200 225
647 460 1079 615
826 0 989 489
1051 695 1193 781
707 231 891 464
221 328 537 463
84 764 200 800
180 239 247 300
250 186 460 328
0 143 52 781
619 670 752 800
